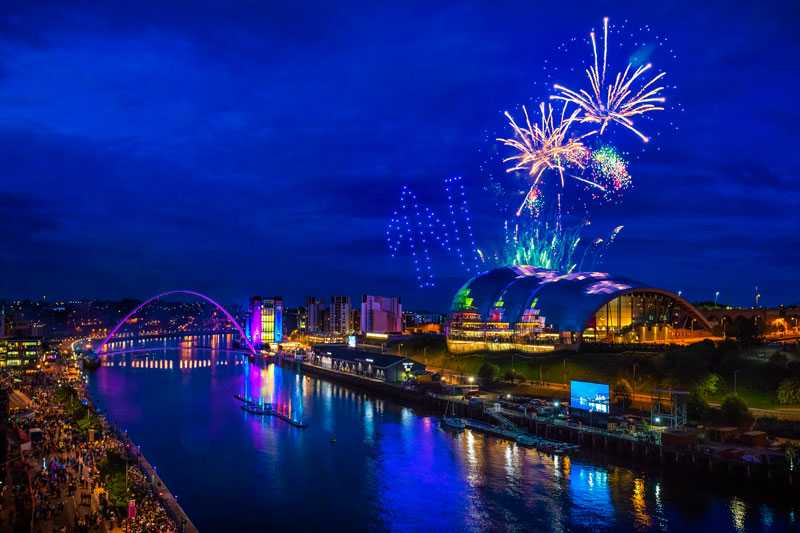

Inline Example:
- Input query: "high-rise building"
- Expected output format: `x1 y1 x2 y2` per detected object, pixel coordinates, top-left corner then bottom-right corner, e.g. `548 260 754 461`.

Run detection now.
361 295 402 334
283 307 306 336
248 296 283 348
330 296 352 336
306 297 323 333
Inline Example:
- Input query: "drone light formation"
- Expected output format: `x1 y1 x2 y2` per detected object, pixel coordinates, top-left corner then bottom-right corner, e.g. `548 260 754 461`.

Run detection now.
386 177 479 288
550 17 666 143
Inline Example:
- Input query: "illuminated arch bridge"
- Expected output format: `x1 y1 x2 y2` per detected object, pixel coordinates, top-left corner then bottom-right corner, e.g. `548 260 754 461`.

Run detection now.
447 266 712 353
97 290 257 356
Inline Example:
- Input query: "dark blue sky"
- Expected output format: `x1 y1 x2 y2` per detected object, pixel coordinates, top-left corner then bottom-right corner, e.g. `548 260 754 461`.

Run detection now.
1 1 798 310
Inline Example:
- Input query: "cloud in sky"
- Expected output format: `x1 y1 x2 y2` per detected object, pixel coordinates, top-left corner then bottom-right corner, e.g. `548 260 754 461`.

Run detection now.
0 1 798 308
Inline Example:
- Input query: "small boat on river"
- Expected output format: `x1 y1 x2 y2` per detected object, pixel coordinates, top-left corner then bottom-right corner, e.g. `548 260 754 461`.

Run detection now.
440 401 466 431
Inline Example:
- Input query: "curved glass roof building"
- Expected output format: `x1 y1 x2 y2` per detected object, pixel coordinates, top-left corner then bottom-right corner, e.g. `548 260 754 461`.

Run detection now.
447 266 711 353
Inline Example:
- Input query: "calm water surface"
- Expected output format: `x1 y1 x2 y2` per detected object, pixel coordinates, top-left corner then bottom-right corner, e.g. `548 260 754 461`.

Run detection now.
87 336 797 532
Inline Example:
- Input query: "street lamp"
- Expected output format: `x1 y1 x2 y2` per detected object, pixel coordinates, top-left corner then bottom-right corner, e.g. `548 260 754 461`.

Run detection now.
714 291 720 306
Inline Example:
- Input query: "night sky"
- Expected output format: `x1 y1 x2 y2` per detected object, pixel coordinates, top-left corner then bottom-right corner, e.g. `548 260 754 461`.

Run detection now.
1 1 798 310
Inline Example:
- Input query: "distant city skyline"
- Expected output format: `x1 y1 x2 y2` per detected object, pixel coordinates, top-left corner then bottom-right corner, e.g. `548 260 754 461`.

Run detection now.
0 1 797 309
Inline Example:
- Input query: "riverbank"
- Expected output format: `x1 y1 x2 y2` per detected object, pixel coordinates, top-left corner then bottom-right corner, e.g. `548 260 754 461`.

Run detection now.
1 362 198 532
296 357 798 489
392 336 800 412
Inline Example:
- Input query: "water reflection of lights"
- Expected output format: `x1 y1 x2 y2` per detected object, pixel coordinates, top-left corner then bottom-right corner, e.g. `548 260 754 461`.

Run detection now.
553 454 571 481
464 430 478 485
631 478 652 528
503 443 520 480
730 497 746 532
760 504 774 529
364 401 375 443
569 465 612 527
103 358 242 369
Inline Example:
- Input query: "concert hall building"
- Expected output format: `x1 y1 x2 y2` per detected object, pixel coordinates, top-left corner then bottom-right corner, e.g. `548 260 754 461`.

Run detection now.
446 266 712 353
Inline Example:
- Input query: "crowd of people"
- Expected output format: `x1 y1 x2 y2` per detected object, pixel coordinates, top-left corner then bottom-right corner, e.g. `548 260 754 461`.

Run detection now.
1 363 180 532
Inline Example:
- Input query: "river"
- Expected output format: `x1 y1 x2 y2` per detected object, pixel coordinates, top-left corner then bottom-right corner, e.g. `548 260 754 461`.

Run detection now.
86 335 797 532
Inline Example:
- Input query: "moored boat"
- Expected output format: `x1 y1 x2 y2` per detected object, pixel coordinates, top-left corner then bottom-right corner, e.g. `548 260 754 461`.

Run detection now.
440 400 466 430
442 416 467 430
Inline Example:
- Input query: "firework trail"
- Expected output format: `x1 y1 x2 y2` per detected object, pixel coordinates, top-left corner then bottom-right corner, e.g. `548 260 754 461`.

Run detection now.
497 102 599 215
551 17 666 143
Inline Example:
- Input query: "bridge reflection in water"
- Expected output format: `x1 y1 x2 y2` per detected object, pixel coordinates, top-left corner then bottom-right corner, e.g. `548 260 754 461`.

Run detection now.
99 334 308 425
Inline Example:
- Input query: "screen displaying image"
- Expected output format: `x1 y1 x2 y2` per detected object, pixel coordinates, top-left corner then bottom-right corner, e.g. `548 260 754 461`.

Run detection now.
570 380 610 413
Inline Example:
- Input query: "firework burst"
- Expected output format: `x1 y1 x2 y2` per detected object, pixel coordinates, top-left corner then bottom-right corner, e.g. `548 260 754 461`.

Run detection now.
497 102 597 215
551 17 666 143
589 145 632 202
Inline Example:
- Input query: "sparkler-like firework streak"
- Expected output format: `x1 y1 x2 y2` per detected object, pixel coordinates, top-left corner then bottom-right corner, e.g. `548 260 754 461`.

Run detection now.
551 17 666 143
497 102 597 215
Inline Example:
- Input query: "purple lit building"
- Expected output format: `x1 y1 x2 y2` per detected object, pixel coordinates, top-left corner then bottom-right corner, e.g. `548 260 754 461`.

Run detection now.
360 295 402 334
248 296 283 348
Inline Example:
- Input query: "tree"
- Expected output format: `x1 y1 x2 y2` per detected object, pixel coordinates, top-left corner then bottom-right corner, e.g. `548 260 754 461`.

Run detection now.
687 390 709 420
696 373 723 399
503 368 522 383
478 362 499 383
734 316 763 347
769 352 789 368
613 379 632 409
720 394 751 426
777 378 800 405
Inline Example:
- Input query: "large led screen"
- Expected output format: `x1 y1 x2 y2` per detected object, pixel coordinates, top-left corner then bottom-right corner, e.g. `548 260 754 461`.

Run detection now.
570 380 610 413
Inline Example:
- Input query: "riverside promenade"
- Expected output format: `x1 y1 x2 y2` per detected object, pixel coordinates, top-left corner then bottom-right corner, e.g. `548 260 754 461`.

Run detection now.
1 362 198 532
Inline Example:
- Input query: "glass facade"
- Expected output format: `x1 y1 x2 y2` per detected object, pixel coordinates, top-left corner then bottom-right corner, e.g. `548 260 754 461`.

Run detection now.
586 292 702 343
249 296 283 348
447 267 711 352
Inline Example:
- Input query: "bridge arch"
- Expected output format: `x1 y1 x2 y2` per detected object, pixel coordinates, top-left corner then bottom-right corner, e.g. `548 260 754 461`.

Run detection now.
97 290 257 356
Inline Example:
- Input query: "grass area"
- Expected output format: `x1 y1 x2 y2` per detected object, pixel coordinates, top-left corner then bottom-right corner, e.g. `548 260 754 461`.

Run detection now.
394 336 800 410
98 450 129 509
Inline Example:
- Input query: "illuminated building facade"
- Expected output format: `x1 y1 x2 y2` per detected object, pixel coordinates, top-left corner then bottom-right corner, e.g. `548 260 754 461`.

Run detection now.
330 296 352 336
0 337 43 367
447 266 712 353
310 345 426 384
305 297 323 333
361 295 402 334
248 296 283 348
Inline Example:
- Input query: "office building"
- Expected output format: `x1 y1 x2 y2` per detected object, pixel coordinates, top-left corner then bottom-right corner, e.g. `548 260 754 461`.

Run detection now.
330 296 352 336
0 337 43 367
305 297 323 333
361 295 402 334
